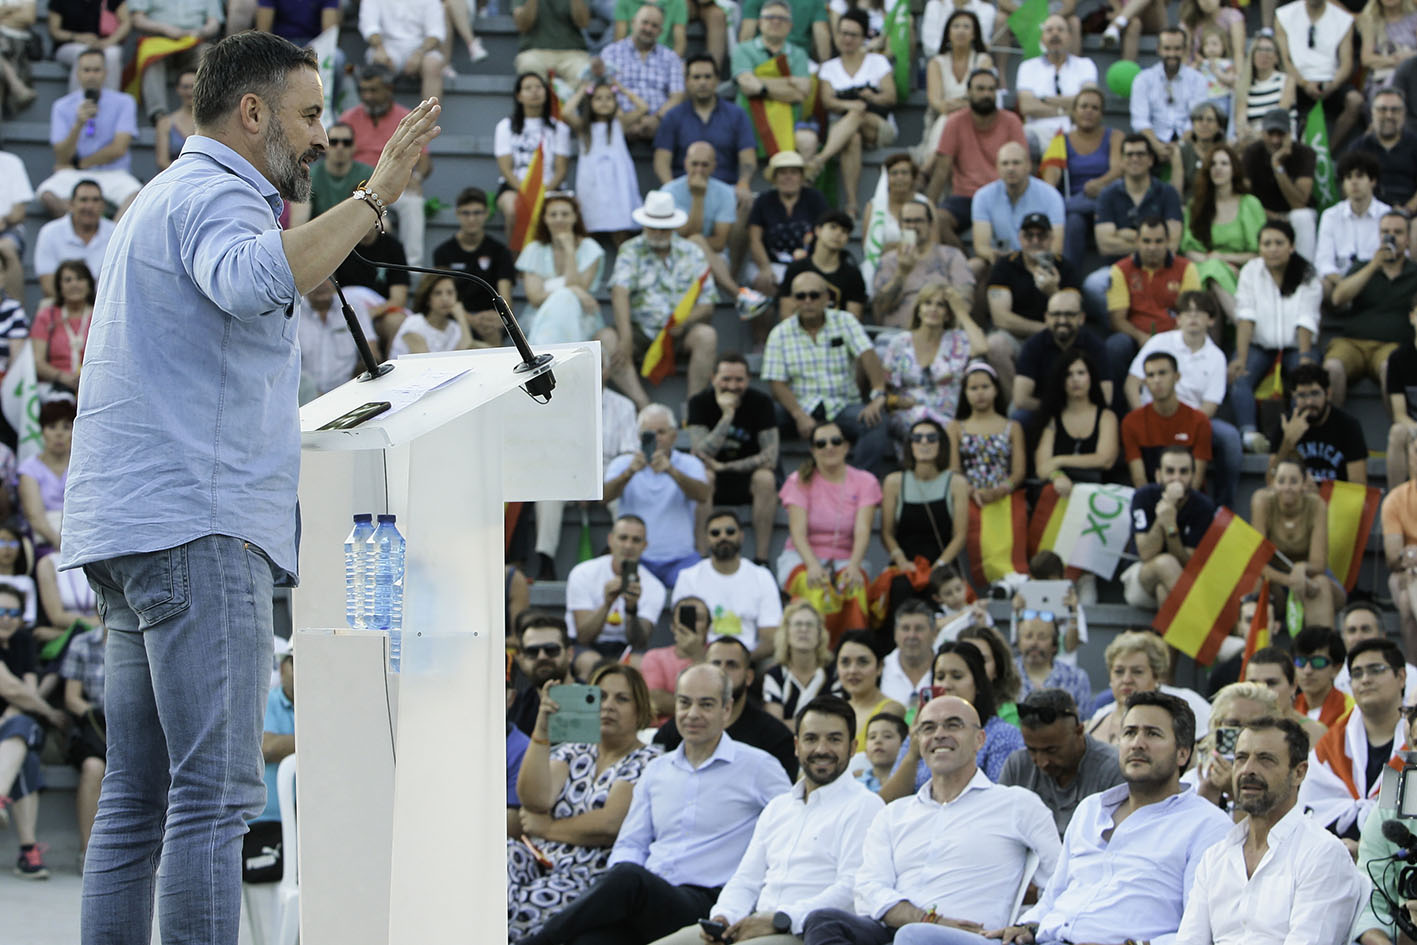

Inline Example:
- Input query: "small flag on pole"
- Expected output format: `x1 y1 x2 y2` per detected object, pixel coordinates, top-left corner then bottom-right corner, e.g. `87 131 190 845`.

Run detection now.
1303 101 1338 211
1320 479 1381 592
1239 579 1270 678
509 146 546 252
641 269 710 385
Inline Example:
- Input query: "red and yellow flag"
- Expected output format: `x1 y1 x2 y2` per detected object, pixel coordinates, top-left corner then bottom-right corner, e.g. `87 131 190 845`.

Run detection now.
1255 354 1285 400
783 564 871 649
746 55 798 157
1028 482 1068 557
1040 131 1068 176
1155 508 1274 665
547 69 563 122
122 36 200 104
640 268 709 385
509 145 546 252
1320 479 1381 592
966 492 1028 588
1240 578 1270 678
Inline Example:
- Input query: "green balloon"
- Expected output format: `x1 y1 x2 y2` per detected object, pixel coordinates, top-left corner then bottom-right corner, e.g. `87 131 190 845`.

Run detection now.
1107 61 1141 97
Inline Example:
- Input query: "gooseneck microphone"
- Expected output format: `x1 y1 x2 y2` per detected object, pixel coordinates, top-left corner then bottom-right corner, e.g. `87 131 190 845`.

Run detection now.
328 246 557 403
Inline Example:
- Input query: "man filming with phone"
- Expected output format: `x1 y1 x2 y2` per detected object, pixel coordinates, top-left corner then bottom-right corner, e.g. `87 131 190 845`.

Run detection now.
565 514 667 662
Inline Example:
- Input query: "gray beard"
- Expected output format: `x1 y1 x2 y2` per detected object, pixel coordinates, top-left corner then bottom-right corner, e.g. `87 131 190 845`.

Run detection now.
265 131 313 203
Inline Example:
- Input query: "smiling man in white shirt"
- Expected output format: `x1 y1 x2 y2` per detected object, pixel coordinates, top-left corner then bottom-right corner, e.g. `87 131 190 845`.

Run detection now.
801 695 1061 945
649 696 883 944
1175 717 1364 945
994 690 1233 945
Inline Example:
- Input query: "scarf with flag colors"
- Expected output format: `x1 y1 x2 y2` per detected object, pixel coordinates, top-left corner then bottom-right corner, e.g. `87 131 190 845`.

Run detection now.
123 36 200 105
966 491 1028 587
509 145 546 252
1154 507 1273 664
641 268 710 384
783 563 873 648
1320 479 1380 592
747 55 808 156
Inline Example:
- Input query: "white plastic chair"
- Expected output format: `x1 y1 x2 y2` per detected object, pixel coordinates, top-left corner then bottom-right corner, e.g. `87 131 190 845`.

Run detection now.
1010 849 1040 925
270 754 300 945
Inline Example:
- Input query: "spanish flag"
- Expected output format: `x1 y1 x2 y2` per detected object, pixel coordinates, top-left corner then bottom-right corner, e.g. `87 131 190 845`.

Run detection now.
1028 481 1068 557
1155 508 1274 665
1239 578 1270 678
1040 132 1068 177
745 55 798 157
783 564 871 648
1320 479 1381 591
547 69 564 122
967 492 1028 588
1255 354 1285 400
509 145 545 252
122 36 200 105
641 268 710 385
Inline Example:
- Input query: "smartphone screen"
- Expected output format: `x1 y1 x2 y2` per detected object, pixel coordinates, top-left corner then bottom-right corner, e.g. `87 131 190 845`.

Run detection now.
547 684 602 744
676 603 697 628
621 558 638 584
641 431 657 458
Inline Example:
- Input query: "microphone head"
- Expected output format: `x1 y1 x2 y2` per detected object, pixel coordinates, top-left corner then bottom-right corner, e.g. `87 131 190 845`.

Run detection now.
1383 818 1417 849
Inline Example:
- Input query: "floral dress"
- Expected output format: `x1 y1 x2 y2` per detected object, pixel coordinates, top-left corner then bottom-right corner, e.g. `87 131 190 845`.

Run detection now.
959 430 1013 490
507 741 661 938
879 328 971 438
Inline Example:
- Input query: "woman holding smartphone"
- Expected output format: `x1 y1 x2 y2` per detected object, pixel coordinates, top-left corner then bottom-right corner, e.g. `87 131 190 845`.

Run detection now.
508 664 661 940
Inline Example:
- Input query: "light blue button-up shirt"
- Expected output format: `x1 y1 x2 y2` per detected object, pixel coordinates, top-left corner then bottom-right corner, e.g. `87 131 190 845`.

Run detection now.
608 731 791 888
62 136 301 579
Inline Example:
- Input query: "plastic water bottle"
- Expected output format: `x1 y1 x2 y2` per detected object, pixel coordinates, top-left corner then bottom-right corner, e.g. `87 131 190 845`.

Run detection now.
369 514 406 672
343 514 375 629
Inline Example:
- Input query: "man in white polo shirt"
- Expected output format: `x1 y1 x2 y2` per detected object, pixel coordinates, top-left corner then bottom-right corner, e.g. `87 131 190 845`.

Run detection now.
33 179 115 298
671 508 781 662
565 513 667 661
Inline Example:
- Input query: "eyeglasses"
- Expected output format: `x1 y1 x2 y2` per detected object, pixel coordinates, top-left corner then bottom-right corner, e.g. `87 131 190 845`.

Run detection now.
1021 609 1057 622
1123 150 1151 159
327 138 354 147
0 607 21 618
1018 704 1077 725
0 540 18 550
1351 663 1395 680
813 435 845 448
1307 24 1316 48
1294 655 1332 670
910 432 940 443
522 643 564 659
793 290 823 300
708 526 739 538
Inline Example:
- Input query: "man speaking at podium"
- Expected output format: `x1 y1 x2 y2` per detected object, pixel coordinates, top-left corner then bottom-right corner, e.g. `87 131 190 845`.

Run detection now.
58 31 440 945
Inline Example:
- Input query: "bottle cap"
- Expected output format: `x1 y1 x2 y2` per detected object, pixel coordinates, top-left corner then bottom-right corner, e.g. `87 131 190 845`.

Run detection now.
377 514 397 523
353 513 373 523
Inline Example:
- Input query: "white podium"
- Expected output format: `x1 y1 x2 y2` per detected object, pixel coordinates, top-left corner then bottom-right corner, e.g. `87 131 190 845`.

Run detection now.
290 343 602 945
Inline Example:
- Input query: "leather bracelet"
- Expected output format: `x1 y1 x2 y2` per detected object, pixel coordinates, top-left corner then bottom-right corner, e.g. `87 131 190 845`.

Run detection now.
352 180 388 234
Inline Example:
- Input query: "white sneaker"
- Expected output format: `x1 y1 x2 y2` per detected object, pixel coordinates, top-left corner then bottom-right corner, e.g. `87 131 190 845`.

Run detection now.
468 37 489 62
1242 431 1271 453
736 286 772 320
1101 21 1121 46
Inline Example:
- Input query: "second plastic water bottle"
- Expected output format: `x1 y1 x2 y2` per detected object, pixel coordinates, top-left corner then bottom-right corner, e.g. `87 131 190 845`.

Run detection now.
343 514 374 629
369 514 406 672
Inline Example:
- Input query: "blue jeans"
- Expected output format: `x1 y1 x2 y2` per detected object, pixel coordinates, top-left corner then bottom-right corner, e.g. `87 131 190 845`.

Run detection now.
1063 194 1096 272
1210 417 1242 511
1229 346 1301 432
0 713 44 799
835 403 894 478
895 925 996 945
81 535 275 945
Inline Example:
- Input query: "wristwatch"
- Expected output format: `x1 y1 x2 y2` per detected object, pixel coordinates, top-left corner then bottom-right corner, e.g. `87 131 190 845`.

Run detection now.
869 388 885 402
772 912 792 934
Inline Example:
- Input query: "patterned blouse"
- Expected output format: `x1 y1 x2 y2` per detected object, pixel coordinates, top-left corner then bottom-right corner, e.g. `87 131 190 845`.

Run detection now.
879 329 972 438
959 430 1013 490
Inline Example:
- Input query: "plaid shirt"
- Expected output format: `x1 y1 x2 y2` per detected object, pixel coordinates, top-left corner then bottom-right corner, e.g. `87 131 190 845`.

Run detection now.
761 308 872 419
610 234 718 337
600 37 684 115
60 626 105 705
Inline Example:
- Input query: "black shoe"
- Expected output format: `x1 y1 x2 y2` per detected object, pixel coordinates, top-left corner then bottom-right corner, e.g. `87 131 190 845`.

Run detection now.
15 844 49 879
535 552 557 582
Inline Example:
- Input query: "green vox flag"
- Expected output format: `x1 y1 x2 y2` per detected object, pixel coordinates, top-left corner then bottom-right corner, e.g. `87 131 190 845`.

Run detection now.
1303 101 1337 211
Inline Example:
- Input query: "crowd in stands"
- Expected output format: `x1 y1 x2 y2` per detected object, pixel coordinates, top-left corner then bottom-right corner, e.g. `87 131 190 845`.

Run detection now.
4 0 1417 937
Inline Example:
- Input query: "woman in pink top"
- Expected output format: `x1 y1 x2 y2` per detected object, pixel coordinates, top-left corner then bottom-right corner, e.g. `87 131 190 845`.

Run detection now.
637 595 709 721
30 260 95 396
776 420 883 594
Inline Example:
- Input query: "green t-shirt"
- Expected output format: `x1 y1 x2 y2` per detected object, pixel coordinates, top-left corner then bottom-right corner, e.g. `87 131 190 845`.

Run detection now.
310 160 375 217
514 0 589 51
740 0 826 53
611 0 687 47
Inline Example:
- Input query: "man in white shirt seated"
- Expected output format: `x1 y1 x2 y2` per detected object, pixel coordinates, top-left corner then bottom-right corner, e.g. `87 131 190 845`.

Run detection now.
878 601 938 712
671 509 782 662
648 696 885 945
1314 150 1388 298
801 695 1061 945
1175 717 1364 945
994 691 1233 945
518 664 791 945
564 514 667 662
1299 638 1408 844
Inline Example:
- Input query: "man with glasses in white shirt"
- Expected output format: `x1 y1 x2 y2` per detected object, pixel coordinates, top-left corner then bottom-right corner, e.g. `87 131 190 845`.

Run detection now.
1175 717 1364 945
648 696 883 945
1299 638 1408 845
993 691 1232 945
800 695 1061 945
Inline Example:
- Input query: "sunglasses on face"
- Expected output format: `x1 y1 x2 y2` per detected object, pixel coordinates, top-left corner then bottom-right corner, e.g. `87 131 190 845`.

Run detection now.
794 290 823 300
813 435 845 448
523 643 564 659
1294 655 1331 670
910 432 940 443
1018 704 1077 725
327 138 354 147
0 607 21 618
708 526 739 538
1021 609 1057 622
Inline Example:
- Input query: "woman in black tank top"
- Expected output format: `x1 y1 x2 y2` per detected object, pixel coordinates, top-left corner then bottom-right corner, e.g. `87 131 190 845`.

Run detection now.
1035 350 1120 492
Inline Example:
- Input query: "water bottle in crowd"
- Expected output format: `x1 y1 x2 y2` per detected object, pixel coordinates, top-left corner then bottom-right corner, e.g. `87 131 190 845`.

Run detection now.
369 514 406 672
343 514 375 629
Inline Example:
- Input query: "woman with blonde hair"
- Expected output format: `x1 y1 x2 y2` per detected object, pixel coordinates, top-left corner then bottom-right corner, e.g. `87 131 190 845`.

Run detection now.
763 600 835 721
1087 631 1212 743
879 281 986 437
1232 32 1295 143
1192 680 1321 809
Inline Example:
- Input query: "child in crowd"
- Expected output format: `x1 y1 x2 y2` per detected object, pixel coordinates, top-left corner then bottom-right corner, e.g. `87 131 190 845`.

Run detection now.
850 710 908 792
928 563 992 646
